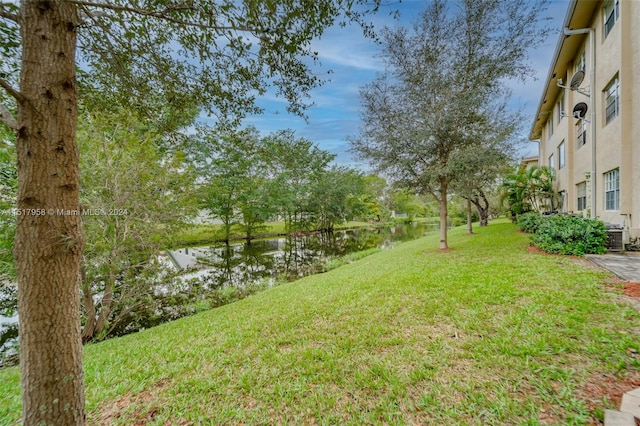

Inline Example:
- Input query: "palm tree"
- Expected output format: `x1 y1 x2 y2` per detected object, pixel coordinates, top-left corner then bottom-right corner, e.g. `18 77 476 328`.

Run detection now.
502 165 558 217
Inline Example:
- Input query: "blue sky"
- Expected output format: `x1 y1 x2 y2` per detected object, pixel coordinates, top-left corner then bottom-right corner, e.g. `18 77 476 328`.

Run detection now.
202 0 570 168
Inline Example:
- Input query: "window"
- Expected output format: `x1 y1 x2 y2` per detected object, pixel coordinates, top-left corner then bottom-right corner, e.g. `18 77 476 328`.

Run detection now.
557 93 564 123
576 182 587 211
558 141 565 169
604 0 619 38
604 169 620 210
576 50 586 73
548 153 555 170
576 120 587 149
604 76 619 124
546 115 554 139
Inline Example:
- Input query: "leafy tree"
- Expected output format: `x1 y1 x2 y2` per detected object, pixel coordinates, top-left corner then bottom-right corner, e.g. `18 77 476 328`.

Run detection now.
350 0 549 249
346 174 390 222
308 166 364 231
193 127 270 242
453 142 516 230
262 130 334 232
388 188 424 221
0 1 383 422
78 110 196 342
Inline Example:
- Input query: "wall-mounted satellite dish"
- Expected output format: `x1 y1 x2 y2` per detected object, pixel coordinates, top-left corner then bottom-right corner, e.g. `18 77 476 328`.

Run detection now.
570 70 585 90
573 102 588 119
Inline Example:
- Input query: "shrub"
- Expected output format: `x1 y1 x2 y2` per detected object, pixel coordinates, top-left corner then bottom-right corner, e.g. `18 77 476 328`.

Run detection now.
517 212 543 234
530 215 608 256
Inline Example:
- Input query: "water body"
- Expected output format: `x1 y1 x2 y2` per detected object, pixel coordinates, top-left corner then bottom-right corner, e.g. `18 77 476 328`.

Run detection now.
166 222 438 289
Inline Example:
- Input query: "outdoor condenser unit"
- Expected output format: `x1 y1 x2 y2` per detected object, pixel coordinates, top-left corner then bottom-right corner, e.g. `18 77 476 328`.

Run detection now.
606 229 624 251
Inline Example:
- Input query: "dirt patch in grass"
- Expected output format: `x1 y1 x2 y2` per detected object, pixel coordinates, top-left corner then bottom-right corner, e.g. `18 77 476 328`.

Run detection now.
94 379 183 425
579 372 640 420
621 282 640 298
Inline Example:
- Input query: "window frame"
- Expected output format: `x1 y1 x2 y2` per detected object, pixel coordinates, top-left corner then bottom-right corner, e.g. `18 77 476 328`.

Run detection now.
576 182 587 211
558 141 565 169
604 76 619 125
604 0 619 38
556 92 564 123
576 50 586 74
576 120 587 149
604 169 620 211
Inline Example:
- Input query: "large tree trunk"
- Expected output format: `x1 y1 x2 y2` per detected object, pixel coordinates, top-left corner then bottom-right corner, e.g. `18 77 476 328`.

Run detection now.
470 190 490 227
438 178 448 250
15 2 85 424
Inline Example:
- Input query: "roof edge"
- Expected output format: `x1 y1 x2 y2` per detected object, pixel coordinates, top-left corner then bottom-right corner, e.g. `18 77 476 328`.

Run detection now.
528 0 579 141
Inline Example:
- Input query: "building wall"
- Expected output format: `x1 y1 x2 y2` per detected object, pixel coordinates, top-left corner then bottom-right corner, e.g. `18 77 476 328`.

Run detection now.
537 0 640 241
630 0 640 239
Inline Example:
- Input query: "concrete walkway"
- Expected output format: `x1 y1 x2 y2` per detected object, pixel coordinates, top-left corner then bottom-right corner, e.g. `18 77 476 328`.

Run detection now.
585 253 640 282
586 253 640 425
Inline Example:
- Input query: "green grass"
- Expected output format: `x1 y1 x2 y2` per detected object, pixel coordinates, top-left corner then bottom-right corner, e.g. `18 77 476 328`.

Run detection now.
2 220 639 424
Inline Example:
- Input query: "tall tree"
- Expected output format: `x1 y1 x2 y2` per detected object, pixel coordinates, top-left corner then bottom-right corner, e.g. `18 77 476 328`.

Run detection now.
77 110 196 342
350 0 549 249
0 1 382 423
194 127 268 242
308 166 364 232
262 130 334 232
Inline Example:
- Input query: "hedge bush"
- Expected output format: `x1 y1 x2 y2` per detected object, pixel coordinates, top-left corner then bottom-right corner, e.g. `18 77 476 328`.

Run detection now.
516 212 544 234
530 215 608 256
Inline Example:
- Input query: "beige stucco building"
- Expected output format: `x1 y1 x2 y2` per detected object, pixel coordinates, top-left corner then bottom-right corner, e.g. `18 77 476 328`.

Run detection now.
530 0 640 245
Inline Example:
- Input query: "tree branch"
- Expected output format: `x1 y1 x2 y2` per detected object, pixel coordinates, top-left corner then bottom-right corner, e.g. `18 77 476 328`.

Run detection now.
0 102 17 130
0 3 19 22
0 76 25 104
69 0 259 32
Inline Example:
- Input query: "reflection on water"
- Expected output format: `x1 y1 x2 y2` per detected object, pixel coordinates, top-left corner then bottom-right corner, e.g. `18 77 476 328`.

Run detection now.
168 222 437 289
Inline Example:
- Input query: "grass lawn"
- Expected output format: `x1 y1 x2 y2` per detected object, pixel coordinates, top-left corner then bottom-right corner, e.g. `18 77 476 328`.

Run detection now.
2 220 640 424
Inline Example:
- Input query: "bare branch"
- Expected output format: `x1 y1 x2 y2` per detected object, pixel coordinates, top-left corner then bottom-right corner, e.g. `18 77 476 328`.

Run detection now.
0 76 25 104
0 102 17 130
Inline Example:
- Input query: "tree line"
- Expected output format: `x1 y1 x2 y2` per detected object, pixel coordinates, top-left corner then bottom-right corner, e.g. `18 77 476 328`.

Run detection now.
2 107 440 357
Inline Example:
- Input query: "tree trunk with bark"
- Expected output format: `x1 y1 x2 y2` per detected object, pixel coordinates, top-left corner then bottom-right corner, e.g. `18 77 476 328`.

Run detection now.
438 177 448 250
466 198 474 235
15 2 85 424
470 190 490 227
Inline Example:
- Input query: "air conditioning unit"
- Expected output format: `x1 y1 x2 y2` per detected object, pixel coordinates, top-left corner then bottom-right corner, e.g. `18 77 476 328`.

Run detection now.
606 229 624 251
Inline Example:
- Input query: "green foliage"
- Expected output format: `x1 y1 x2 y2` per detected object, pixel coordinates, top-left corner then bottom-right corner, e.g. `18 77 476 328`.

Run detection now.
78 109 198 342
192 127 269 241
530 215 608 256
0 138 15 281
1 1 388 127
516 211 543 234
192 127 369 238
502 165 558 217
0 132 17 368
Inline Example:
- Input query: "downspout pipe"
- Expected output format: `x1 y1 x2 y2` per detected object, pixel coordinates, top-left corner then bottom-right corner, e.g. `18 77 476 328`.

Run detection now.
563 27 596 219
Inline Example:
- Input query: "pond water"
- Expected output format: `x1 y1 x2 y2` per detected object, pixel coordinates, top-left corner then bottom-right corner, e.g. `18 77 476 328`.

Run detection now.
166 222 438 289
